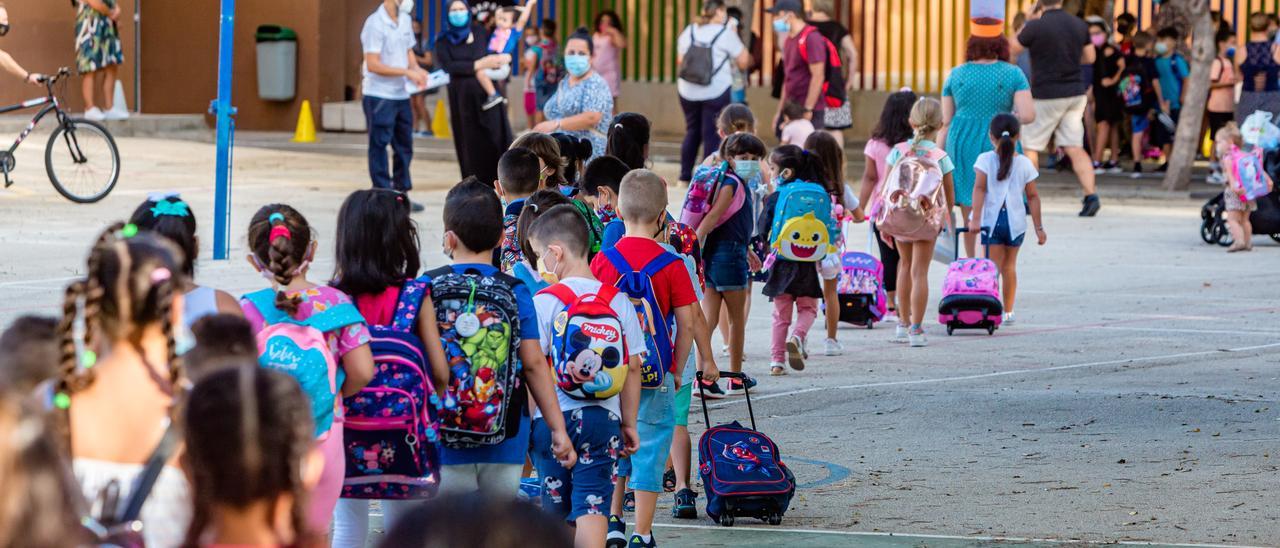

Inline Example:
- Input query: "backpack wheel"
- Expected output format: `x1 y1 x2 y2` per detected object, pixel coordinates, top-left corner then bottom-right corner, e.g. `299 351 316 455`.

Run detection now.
768 514 783 525
866 321 874 330
987 325 995 335
1200 221 1216 244
946 324 954 336
719 513 735 527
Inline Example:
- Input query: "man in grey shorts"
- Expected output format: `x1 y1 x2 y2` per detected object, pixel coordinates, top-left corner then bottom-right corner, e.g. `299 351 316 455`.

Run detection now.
1012 0 1101 217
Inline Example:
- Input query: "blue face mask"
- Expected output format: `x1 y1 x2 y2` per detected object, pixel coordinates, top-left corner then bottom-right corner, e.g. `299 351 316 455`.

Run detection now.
448 10 470 28
1226 46 1236 58
772 18 790 34
734 159 761 182
565 54 591 77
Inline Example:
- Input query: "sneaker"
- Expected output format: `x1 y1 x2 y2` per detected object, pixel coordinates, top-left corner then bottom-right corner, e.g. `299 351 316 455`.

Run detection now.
663 468 676 492
769 361 787 376
83 107 105 122
891 324 909 343
785 335 806 371
884 310 899 323
672 488 698 519
718 344 729 357
726 376 757 395
1079 194 1101 217
908 327 928 348
103 109 129 121
823 337 844 356
1105 161 1123 174
1003 312 1016 326
1207 170 1226 185
607 516 627 548
629 534 657 548
1130 162 1144 178
481 93 506 111
1092 161 1104 175
694 379 726 399
410 200 425 213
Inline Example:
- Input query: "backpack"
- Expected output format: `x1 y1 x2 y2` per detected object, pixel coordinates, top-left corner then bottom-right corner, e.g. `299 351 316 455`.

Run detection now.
666 221 705 292
244 288 364 440
538 39 562 86
1226 146 1272 200
342 280 441 500
601 248 679 388
679 24 730 86
572 199 605 260
796 26 848 109
539 283 629 400
680 162 747 231
874 143 948 242
768 182 839 262
500 210 522 271
1118 72 1144 109
425 267 526 448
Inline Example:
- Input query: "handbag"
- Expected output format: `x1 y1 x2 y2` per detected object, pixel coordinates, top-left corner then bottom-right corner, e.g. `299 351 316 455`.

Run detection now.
82 419 180 548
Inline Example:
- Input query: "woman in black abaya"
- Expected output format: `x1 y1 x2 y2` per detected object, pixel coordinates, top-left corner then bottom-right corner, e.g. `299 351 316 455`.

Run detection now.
435 0 514 183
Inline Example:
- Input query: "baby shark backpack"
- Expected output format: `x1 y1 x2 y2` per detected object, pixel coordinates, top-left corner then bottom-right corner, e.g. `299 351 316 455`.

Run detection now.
768 181 839 262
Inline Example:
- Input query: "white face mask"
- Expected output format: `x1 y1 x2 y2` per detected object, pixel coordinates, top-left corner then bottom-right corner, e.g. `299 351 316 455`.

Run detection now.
399 0 415 16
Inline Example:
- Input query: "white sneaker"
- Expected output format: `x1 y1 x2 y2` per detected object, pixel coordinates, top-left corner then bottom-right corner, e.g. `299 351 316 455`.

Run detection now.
823 338 843 356
103 109 129 121
1003 312 1016 326
785 335 806 371
908 328 928 347
83 107 105 121
891 324 908 343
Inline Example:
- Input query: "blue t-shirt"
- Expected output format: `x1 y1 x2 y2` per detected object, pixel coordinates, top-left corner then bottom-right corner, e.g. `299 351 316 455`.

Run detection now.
706 172 755 248
428 263 539 466
601 219 626 249
1154 54 1190 110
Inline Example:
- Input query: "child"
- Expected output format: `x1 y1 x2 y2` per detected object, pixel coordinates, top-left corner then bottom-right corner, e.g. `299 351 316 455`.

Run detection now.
57 226 192 548
1152 27 1189 169
329 189 452 547
514 189 574 290
605 112 651 171
857 89 917 327
779 100 816 147
554 132 596 191
0 392 85 548
426 177 575 498
591 169 705 548
183 313 257 381
694 133 762 387
882 97 955 347
1121 31 1161 175
241 205 376 537
702 103 757 167
128 193 243 341
525 19 562 126
478 0 539 110
526 204 644 548
0 315 57 394
805 131 864 357
1217 123 1273 252
182 365 323 547
580 155 631 248
1208 29 1239 184
967 114 1047 325
496 147 545 270
1090 18 1125 173
757 145 827 374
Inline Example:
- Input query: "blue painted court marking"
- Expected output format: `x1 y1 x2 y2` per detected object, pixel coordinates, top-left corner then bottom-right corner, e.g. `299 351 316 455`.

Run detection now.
787 456 851 490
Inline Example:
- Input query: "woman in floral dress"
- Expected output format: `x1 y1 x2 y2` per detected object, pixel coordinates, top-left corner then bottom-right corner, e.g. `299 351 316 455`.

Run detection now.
74 0 126 121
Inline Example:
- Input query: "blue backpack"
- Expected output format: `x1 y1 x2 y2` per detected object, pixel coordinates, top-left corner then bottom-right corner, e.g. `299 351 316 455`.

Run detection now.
602 248 679 388
768 181 839 262
244 289 364 440
342 280 441 500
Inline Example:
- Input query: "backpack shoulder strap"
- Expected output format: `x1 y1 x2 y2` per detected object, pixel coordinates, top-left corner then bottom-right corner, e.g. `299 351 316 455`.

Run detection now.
117 418 180 523
538 283 578 305
796 26 818 63
304 300 365 334
640 251 680 278
243 289 289 325
602 248 635 273
390 279 429 333
594 283 621 306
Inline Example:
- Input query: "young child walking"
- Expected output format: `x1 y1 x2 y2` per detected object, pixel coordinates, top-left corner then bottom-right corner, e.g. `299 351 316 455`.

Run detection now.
1207 30 1239 185
591 170 705 548
580 155 632 248
1216 123 1274 252
967 114 1047 325
513 189 574 290
426 178 575 498
805 131 862 356
240 205 376 537
497 147 546 271
881 97 956 348
526 204 645 548
182 365 323 547
778 101 816 146
858 90 919 326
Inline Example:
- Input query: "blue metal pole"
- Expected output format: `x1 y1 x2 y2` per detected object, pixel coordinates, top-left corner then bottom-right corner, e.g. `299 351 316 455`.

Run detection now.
212 0 236 260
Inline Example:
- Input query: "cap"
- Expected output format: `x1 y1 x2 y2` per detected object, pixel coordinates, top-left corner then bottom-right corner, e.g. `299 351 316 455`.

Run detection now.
766 0 804 15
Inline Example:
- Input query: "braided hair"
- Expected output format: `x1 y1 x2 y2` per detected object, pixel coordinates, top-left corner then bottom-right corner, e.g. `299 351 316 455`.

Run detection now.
182 365 317 548
246 205 312 317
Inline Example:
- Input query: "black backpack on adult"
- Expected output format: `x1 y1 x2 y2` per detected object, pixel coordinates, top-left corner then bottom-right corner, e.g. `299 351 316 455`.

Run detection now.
679 24 730 86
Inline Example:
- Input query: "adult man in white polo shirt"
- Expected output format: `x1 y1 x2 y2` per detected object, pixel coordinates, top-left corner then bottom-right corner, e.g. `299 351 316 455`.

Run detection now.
361 0 429 210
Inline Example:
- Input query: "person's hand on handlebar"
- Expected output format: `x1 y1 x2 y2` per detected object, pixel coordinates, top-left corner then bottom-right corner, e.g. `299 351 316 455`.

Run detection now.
25 72 43 86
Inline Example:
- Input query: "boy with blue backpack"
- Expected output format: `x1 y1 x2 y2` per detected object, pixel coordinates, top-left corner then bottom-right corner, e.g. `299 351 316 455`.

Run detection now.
527 203 646 548
591 169 705 548
579 155 632 249
424 177 576 498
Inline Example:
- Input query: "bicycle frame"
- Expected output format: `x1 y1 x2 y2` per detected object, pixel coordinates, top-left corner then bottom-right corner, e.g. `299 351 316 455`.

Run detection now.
0 94 63 157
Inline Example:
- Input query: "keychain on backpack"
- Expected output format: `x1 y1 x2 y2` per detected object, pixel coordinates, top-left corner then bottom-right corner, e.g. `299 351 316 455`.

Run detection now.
456 279 481 337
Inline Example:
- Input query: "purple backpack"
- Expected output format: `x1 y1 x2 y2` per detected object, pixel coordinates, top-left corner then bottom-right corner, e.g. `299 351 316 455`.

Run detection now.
341 280 441 500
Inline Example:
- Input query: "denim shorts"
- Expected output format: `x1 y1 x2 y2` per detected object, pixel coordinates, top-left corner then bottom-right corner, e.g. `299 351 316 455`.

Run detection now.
1130 113 1150 134
621 376 676 492
532 406 620 523
703 240 749 292
981 207 1025 248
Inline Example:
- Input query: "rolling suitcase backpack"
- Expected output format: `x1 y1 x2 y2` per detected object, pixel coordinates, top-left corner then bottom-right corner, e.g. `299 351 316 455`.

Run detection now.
697 372 795 527
834 226 887 328
937 229 1003 335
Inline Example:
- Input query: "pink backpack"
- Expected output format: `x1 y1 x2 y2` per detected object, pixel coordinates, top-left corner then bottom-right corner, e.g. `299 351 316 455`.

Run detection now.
1225 146 1273 201
680 163 746 231
942 258 1000 300
875 143 948 241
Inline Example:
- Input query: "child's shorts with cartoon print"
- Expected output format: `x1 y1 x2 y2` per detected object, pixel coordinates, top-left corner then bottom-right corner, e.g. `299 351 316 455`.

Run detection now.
531 406 621 522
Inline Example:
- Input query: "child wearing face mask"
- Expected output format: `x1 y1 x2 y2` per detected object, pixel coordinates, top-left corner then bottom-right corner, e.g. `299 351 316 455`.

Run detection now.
580 155 632 248
475 0 539 111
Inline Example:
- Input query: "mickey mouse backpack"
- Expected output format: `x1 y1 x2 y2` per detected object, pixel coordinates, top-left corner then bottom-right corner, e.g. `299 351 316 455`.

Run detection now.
538 283 629 400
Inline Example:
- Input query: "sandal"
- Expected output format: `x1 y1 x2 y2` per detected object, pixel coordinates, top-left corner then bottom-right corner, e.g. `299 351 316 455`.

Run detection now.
770 365 787 376
663 468 676 492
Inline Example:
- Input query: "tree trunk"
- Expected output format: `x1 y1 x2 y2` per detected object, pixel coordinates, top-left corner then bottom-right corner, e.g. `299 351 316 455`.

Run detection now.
1164 0 1214 191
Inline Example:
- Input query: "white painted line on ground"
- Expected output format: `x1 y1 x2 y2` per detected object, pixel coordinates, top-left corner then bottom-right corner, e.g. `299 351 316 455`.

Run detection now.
707 342 1280 410
650 522 1262 548
1023 324 1280 337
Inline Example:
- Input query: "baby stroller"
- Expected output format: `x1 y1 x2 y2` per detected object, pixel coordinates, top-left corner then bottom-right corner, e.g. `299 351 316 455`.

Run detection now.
1200 148 1280 246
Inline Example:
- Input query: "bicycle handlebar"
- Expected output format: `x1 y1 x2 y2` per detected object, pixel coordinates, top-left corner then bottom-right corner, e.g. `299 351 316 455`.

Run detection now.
35 67 71 85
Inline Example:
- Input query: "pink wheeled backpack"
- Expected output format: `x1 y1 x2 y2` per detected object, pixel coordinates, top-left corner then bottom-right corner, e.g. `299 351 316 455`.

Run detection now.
937 256 1003 335
835 251 887 328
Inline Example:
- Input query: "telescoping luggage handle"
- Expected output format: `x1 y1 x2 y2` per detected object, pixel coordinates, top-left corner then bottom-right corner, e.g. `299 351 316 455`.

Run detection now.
696 371 756 431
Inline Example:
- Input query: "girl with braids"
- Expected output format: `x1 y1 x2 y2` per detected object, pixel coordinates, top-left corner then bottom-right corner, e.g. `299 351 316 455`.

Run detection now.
58 225 193 547
966 114 1046 326
240 204 375 538
182 365 323 548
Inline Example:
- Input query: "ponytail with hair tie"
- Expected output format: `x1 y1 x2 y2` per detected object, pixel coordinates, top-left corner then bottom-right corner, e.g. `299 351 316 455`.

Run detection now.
990 113 1021 181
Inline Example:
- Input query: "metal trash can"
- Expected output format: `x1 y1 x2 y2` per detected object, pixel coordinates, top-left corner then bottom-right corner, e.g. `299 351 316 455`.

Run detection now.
256 25 297 101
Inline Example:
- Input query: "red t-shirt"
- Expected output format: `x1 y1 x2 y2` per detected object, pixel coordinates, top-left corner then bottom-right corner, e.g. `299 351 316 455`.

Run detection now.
591 237 698 317
782 25 828 113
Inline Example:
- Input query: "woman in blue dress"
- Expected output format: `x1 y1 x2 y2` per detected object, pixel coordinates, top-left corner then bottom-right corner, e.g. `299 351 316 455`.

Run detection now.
940 33 1034 257
533 28 614 162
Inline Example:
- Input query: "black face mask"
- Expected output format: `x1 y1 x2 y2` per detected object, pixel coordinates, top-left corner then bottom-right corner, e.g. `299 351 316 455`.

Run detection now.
0 24 10 37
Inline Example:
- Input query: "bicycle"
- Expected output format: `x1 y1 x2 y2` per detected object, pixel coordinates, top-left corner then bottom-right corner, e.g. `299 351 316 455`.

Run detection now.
0 67 120 203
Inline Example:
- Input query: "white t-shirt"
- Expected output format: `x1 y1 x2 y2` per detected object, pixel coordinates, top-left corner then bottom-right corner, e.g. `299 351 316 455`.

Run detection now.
534 277 647 417
676 23 745 101
780 118 816 146
973 151 1039 241
360 7 415 100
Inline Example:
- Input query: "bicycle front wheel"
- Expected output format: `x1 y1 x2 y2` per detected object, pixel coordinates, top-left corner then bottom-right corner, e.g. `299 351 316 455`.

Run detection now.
45 118 120 203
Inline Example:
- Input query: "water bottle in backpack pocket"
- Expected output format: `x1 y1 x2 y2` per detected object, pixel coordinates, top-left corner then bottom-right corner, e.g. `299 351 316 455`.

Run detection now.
425 267 526 448
768 182 839 262
342 280 442 500
539 283 629 400
602 249 678 388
